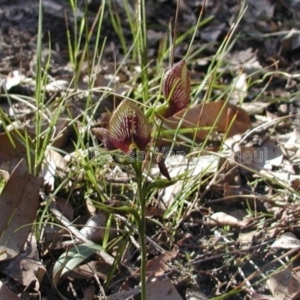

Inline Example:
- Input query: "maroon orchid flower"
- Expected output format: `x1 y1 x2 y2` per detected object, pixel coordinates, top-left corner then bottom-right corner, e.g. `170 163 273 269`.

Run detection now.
93 100 151 154
109 100 151 153
156 59 191 118
92 127 117 151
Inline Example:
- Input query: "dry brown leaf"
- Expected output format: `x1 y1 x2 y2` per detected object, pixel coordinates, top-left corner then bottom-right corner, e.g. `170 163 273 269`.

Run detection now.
41 149 67 191
158 181 183 209
157 154 219 209
41 223 66 249
204 212 247 228
246 0 275 19
146 279 183 300
82 285 96 300
271 232 300 250
0 168 9 183
0 160 42 260
68 261 111 281
160 100 251 145
145 206 166 217
99 287 140 300
80 212 115 243
242 101 270 115
280 28 300 53
291 178 300 192
4 234 46 290
52 118 75 149
4 70 25 90
55 197 74 221
186 287 209 299
101 279 183 300
0 281 21 300
235 140 283 172
223 48 263 75
266 263 300 300
284 128 300 151
200 21 226 42
238 231 257 249
230 73 248 104
144 246 179 276
250 292 275 300
0 131 29 168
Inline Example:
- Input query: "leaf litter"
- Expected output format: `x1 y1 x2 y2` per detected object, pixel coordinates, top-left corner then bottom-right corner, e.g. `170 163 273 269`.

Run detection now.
1 0 300 299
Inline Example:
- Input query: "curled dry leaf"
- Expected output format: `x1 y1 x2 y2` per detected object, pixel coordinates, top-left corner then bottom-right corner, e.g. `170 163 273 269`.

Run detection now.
271 232 300 249
40 148 67 191
204 212 244 228
0 159 42 261
4 233 46 291
266 263 300 300
4 70 25 90
144 246 179 276
159 100 251 147
80 212 115 243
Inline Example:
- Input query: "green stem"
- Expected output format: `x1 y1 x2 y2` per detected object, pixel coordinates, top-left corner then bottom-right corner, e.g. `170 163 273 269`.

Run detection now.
134 159 147 300
139 199 147 300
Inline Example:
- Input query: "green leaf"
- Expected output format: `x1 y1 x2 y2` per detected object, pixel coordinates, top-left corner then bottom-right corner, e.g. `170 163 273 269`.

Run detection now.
143 178 178 196
53 243 102 284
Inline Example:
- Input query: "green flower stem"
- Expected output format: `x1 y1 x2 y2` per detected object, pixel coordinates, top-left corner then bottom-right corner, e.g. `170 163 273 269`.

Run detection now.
133 157 147 300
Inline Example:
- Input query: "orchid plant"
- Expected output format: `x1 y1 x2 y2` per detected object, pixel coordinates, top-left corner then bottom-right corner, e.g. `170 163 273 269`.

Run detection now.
93 59 191 300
